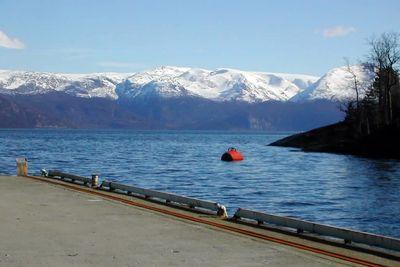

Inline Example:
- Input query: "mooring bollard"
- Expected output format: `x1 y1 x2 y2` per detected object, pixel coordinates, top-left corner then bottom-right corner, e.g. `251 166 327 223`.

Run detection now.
91 174 99 188
16 158 28 176
217 205 228 219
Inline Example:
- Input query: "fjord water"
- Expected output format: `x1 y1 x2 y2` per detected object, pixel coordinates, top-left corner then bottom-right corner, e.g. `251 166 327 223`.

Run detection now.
1 129 399 238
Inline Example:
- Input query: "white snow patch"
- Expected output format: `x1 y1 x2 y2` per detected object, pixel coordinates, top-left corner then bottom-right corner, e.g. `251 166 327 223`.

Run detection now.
291 65 375 102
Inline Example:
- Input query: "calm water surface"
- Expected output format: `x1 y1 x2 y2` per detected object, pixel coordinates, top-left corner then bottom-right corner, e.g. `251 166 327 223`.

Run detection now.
1 129 399 238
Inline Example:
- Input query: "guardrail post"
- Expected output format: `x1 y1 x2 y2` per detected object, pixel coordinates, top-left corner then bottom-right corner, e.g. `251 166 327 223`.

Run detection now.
16 158 28 176
91 174 99 188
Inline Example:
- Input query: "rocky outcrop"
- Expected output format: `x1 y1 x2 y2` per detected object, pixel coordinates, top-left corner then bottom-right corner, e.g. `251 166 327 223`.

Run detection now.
269 122 400 158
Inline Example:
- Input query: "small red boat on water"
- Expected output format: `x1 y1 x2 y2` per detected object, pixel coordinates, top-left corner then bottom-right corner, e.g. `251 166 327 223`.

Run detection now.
221 147 244 162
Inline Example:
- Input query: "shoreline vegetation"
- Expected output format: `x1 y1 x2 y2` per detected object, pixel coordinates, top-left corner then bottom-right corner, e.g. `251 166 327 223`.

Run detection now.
270 32 400 159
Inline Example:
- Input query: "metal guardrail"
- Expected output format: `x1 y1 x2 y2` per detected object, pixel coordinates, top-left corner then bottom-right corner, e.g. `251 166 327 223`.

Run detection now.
101 180 227 217
234 208 400 252
41 169 227 218
40 168 400 253
45 170 95 186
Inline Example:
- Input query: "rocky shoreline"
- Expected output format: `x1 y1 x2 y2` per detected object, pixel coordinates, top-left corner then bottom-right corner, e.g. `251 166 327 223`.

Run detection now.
269 122 400 159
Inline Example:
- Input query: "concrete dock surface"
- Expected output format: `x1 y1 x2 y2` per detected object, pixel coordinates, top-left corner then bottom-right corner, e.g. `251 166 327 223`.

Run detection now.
0 175 397 266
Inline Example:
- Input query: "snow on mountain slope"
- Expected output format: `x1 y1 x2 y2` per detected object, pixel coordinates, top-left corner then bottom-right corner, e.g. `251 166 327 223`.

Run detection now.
117 66 318 102
63 73 131 99
0 70 131 99
178 68 297 101
0 65 375 103
291 65 376 102
115 66 196 99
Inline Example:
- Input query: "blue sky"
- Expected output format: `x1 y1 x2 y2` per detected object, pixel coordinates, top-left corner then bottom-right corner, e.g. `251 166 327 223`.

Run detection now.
1 0 399 76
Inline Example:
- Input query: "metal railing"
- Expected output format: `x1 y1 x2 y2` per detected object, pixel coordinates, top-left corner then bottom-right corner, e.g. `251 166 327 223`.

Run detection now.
40 168 400 253
42 169 227 217
234 208 400 252
100 180 227 217
45 170 95 186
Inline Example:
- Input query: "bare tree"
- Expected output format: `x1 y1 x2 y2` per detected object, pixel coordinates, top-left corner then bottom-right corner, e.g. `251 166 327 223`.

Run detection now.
368 32 400 125
344 58 361 109
339 32 400 139
342 58 376 134
369 32 400 70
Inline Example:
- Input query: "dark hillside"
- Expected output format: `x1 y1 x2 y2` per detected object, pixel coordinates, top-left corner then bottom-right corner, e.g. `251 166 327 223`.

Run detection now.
0 93 343 130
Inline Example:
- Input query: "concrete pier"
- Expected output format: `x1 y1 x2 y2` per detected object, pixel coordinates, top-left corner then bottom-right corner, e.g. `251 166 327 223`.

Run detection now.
0 175 397 266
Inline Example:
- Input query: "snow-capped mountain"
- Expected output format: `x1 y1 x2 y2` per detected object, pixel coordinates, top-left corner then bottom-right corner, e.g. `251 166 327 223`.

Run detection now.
0 70 130 99
1 66 355 130
0 67 318 102
116 67 196 99
0 65 376 103
291 64 376 102
117 66 318 102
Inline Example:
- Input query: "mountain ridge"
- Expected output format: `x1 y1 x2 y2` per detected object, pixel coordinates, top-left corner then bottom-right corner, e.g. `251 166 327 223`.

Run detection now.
0 65 375 130
1 65 373 103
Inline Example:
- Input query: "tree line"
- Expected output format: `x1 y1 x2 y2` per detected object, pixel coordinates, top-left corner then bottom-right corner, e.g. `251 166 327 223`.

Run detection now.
344 32 400 136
